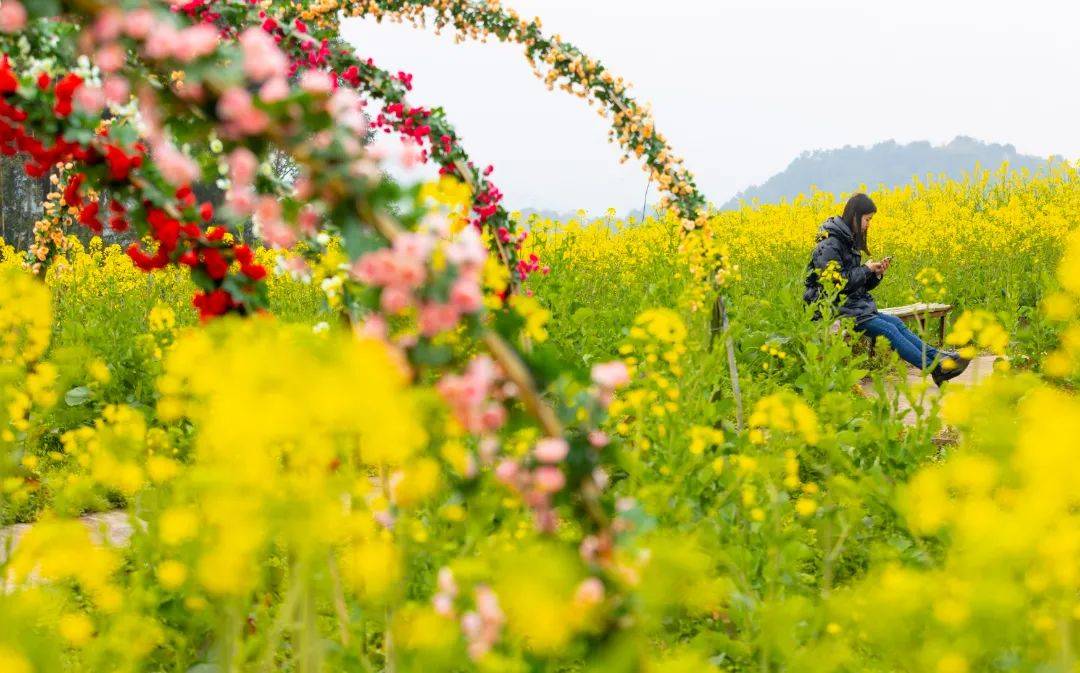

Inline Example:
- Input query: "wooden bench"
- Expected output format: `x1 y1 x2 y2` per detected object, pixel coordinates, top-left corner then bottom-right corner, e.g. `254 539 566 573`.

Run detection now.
871 302 953 355
880 302 953 341
832 302 953 355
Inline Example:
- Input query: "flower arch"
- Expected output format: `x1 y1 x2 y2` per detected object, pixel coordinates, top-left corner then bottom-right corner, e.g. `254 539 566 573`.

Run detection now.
0 0 737 667
319 0 711 229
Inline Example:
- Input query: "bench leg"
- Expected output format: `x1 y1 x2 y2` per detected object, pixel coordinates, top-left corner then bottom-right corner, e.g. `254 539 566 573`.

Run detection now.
939 315 947 345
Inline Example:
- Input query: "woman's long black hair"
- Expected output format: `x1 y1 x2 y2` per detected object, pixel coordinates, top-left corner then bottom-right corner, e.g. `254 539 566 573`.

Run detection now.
841 193 876 254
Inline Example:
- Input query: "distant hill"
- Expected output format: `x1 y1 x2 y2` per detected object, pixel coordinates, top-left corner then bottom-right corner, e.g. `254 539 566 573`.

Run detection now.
517 207 579 222
722 136 1060 209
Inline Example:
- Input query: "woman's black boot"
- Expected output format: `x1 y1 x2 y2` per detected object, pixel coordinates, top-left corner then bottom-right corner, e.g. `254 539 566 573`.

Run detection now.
932 353 971 387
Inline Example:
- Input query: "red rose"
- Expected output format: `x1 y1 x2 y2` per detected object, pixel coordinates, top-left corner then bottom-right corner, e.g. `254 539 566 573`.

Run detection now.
0 57 17 95
233 244 253 265
193 289 233 320
78 201 102 233
104 145 133 181
342 65 361 87
126 243 155 270
241 263 266 281
201 247 228 280
175 185 194 206
148 209 181 251
53 73 83 117
108 215 129 233
62 173 85 207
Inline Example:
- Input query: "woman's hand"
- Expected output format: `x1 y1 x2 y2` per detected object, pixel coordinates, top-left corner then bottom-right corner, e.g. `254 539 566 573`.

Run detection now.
867 258 890 275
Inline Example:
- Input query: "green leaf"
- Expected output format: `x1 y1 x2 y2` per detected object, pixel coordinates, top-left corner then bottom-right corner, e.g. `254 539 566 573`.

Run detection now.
25 0 63 19
64 386 91 407
572 307 595 325
411 342 452 367
340 220 384 260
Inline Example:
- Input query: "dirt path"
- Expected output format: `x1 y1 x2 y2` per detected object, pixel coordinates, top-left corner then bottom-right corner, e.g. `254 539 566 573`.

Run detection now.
859 355 1000 426
0 510 133 565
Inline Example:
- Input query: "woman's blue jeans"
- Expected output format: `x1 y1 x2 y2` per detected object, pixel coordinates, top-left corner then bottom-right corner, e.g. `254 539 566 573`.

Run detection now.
857 313 941 371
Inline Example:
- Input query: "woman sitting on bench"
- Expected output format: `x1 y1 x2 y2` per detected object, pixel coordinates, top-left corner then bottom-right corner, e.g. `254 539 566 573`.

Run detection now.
803 193 969 386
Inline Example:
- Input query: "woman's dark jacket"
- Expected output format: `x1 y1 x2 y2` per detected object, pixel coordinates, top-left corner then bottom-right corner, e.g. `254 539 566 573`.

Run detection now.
802 216 882 324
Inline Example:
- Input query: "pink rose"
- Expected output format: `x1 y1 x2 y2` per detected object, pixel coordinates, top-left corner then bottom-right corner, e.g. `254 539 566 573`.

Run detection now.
293 176 313 200
579 536 600 562
399 137 424 169
446 228 487 268
418 302 460 337
225 186 255 216
380 286 413 314
254 195 281 224
143 23 179 60
461 612 482 639
254 197 296 248
239 27 288 82
217 87 267 136
480 403 506 432
74 85 106 115
591 361 630 389
155 143 199 187
437 356 504 434
175 24 219 62
437 567 457 595
123 9 154 39
355 314 388 341
478 437 498 464
175 81 205 103
95 44 126 73
534 437 569 464
494 460 519 485
328 89 367 133
391 256 426 289
350 250 389 285
258 77 289 103
278 255 312 281
103 76 130 105
92 8 123 41
392 231 435 260
475 586 501 621
574 578 605 605
228 147 258 186
297 207 319 236
433 594 454 616
450 277 484 314
0 1 27 33
534 466 566 493
299 69 333 95
259 220 297 249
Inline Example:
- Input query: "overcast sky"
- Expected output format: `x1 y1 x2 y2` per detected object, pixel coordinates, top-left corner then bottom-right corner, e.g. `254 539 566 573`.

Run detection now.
340 0 1080 213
